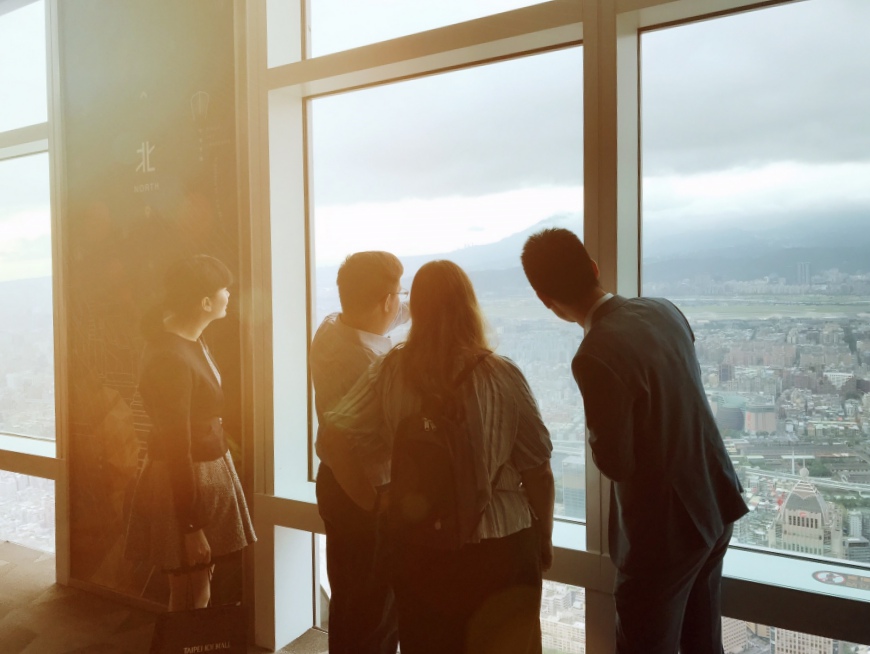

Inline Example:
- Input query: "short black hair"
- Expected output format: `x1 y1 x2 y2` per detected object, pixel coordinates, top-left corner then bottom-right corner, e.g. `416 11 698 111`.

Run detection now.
336 251 403 314
164 254 234 315
521 228 599 304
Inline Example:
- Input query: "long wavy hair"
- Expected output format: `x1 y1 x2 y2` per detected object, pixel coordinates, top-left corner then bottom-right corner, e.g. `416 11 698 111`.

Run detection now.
399 260 491 400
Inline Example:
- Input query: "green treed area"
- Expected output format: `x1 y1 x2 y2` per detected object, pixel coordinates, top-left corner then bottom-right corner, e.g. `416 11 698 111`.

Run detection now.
675 296 870 320
478 294 870 322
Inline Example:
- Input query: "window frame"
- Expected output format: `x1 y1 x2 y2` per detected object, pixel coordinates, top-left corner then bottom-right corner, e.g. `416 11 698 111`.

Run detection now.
243 0 870 649
0 0 69 584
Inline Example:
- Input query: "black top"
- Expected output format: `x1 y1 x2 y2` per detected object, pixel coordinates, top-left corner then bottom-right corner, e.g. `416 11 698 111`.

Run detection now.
139 331 228 532
573 296 748 574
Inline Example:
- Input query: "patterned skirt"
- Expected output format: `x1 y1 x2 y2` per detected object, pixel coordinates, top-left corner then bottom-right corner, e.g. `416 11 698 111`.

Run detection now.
124 451 256 573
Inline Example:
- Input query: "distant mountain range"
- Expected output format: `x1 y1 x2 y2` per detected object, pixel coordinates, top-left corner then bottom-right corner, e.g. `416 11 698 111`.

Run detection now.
319 207 870 294
4 209 868 306
431 208 870 288
643 207 870 284
399 213 576 275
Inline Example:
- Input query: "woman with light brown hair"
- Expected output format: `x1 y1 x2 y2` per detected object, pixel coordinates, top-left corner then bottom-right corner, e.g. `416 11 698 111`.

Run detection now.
318 259 555 654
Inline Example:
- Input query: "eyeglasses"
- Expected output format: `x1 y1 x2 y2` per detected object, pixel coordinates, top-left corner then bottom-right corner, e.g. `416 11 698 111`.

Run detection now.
391 289 409 298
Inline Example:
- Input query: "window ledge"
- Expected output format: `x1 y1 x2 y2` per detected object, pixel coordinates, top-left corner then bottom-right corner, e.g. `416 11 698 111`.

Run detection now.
0 434 57 478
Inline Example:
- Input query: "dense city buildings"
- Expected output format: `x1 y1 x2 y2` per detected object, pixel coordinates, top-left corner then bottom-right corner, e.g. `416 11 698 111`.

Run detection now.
773 629 834 654
542 582 585 654
723 617 749 653
484 265 870 651
0 472 54 553
0 278 55 440
561 457 586 520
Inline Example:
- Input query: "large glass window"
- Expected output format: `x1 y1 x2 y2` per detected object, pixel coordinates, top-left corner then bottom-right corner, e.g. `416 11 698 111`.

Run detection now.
310 46 585 519
0 0 47 132
260 0 870 647
0 154 54 441
642 0 870 574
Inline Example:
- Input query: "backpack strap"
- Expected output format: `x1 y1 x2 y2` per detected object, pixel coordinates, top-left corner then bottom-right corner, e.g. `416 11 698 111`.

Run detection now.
424 353 489 417
452 352 490 389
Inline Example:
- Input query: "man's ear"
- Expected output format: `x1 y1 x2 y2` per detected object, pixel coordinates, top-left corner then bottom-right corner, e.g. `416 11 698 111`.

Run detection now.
382 294 392 314
201 296 213 312
591 259 600 281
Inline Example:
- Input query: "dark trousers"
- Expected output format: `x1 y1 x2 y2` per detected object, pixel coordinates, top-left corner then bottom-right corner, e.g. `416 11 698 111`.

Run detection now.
316 465 399 654
394 526 543 654
614 524 733 654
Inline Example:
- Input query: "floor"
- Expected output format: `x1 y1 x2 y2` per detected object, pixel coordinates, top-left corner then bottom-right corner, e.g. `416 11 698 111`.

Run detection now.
0 541 327 654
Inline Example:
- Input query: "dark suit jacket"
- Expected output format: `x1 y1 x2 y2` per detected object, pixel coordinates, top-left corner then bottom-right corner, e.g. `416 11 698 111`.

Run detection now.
572 296 748 574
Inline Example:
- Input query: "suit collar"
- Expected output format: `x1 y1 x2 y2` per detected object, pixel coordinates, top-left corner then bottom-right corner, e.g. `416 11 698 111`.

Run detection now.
583 292 613 332
586 294 626 332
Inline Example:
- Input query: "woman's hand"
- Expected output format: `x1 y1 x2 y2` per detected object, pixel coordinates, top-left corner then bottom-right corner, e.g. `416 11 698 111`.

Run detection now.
184 529 211 567
520 461 556 572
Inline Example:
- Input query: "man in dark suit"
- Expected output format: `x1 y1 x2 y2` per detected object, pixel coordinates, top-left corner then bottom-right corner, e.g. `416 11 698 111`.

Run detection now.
521 228 748 654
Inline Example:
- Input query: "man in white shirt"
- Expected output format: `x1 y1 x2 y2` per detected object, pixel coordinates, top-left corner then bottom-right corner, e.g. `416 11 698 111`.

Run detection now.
310 251 407 654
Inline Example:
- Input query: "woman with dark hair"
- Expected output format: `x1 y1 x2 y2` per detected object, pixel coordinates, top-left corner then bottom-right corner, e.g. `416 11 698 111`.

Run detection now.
125 255 255 610
318 260 555 654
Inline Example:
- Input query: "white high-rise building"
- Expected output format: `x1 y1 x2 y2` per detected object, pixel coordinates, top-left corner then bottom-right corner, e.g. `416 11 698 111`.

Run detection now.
768 468 843 558
541 615 585 654
797 261 812 286
848 510 863 538
772 626 833 654
722 617 747 653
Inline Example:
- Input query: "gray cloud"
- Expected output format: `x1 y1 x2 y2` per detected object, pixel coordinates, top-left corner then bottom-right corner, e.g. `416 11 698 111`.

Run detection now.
642 0 870 175
311 0 869 206
312 47 583 204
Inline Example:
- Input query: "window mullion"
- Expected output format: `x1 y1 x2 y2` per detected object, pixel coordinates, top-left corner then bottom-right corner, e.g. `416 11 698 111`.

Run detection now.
582 0 641 650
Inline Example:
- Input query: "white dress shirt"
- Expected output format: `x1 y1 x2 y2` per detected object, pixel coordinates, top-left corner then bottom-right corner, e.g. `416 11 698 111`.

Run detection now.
583 292 614 333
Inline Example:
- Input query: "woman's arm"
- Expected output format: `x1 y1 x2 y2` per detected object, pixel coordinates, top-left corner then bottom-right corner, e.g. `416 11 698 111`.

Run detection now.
501 357 556 570
141 350 204 533
319 355 395 509
521 461 555 571
316 424 378 511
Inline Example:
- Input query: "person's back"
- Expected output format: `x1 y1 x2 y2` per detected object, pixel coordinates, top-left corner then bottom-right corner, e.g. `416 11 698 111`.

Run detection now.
575 296 746 573
311 313 393 423
310 251 406 654
318 260 555 654
521 227 748 654
332 348 552 544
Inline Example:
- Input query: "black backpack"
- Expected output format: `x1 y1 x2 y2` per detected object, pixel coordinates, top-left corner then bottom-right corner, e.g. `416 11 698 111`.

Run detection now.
389 354 490 550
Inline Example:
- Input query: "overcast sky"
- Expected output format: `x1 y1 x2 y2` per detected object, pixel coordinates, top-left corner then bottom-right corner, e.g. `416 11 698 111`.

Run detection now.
0 0 50 282
1 0 868 278
310 0 870 264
